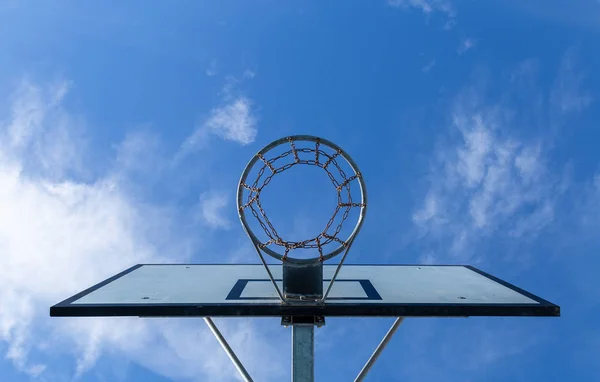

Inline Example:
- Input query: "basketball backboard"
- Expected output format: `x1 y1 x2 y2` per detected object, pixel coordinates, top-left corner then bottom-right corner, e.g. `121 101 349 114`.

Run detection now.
50 264 559 318
50 135 560 382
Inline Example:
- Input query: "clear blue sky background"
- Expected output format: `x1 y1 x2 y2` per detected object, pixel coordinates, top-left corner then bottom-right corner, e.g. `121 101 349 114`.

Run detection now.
0 1 598 381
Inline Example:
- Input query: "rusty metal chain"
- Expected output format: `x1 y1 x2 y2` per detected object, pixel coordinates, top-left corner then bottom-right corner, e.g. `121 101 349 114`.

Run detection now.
238 139 365 260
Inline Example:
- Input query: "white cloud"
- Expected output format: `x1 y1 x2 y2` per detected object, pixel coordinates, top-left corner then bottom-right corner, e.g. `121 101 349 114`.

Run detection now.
388 0 456 28
2 79 86 180
457 38 476 55
180 96 256 155
576 171 600 237
204 97 257 145
387 0 454 17
412 192 440 225
0 79 283 381
115 129 163 174
206 59 218 77
412 50 592 262
220 76 236 100
62 318 286 382
198 191 231 229
421 59 436 73
177 78 257 161
412 96 559 262
550 48 593 114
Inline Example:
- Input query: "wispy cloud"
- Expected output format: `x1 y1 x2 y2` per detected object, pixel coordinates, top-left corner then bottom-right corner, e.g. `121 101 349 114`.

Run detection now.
0 79 173 377
387 0 456 28
412 49 591 263
197 191 231 229
457 37 476 55
387 0 454 17
180 96 256 154
243 69 256 79
421 59 436 73
414 97 559 262
354 319 544 382
177 76 257 161
573 170 600 241
0 78 283 381
413 114 558 262
114 129 164 175
206 59 218 77
64 318 286 382
3 79 86 180
550 48 593 115
204 97 257 145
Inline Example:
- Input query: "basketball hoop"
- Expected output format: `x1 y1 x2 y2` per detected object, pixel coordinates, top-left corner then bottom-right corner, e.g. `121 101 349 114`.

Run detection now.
237 135 367 302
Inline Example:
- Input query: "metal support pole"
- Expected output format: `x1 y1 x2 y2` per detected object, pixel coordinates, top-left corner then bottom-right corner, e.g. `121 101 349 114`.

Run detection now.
204 317 254 382
292 324 314 382
354 317 404 382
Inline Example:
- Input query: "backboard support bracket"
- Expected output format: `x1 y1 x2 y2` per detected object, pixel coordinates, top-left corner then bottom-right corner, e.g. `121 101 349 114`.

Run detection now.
281 315 326 328
282 314 325 382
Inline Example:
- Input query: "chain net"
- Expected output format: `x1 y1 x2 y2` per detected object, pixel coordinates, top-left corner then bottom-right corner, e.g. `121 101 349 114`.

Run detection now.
239 137 365 261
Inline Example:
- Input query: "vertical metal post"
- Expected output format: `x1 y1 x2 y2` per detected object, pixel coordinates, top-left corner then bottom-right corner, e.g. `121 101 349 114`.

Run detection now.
292 324 314 382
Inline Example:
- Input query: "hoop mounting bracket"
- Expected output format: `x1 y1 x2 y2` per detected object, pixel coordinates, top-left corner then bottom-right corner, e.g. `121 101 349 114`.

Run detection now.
281 315 326 328
283 262 323 301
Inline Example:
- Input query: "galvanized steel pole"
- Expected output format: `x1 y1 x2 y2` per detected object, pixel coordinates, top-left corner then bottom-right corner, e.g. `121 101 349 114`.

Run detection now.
292 324 314 382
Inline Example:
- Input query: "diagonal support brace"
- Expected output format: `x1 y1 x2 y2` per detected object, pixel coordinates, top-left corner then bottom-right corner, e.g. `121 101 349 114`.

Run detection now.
354 317 404 382
204 317 254 382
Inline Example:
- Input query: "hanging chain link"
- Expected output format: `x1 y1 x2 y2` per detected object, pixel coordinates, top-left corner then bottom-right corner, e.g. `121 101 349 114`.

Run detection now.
239 138 365 260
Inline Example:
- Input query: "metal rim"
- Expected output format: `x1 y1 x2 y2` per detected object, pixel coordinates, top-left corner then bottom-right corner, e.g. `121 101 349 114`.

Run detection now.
237 135 367 264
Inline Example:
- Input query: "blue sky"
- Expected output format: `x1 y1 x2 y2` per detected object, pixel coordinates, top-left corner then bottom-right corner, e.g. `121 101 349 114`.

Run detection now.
0 0 599 381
